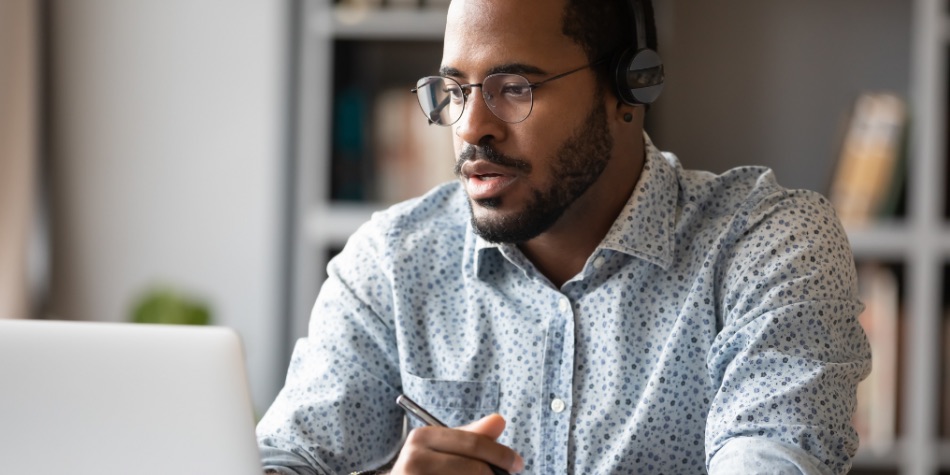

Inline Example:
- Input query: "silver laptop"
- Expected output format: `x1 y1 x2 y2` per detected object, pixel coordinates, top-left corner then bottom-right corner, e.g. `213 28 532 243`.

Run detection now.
0 319 263 475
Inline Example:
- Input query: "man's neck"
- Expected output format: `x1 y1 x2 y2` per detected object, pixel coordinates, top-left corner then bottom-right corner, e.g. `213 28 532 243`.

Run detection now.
518 147 645 288
518 225 608 289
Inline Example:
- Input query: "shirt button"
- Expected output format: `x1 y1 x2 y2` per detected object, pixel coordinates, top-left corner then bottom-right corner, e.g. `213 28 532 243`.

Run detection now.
558 298 570 313
551 398 566 413
593 256 605 269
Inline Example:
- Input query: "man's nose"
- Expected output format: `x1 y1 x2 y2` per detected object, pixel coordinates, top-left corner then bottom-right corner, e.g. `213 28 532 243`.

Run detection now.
454 88 507 146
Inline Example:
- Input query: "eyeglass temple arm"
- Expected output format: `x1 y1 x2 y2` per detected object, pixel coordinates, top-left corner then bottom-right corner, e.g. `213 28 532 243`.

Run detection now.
411 86 453 125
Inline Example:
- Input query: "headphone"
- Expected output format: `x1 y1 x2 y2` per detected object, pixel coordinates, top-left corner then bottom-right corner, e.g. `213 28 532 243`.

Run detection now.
612 0 664 105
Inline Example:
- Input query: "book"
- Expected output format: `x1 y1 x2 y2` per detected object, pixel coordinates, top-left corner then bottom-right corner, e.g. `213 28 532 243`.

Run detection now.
332 87 371 201
942 308 950 438
828 93 907 228
873 106 910 220
852 263 900 452
372 87 456 204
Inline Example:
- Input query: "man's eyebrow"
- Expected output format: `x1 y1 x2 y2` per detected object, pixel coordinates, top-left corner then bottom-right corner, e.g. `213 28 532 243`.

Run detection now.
488 63 547 76
439 63 548 80
439 66 463 78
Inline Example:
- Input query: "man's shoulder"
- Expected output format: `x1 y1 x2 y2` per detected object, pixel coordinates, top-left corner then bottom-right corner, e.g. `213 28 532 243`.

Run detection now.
666 160 843 252
373 180 468 226
333 182 469 280
677 162 830 218
365 181 470 242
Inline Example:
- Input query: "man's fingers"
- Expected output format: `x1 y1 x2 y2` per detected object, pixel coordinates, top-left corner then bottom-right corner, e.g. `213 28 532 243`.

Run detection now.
403 425 525 473
455 414 524 472
458 413 506 439
395 444 504 475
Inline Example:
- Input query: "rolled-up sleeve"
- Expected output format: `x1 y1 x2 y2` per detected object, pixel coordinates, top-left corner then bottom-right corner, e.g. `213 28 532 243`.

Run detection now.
705 189 872 474
710 437 831 475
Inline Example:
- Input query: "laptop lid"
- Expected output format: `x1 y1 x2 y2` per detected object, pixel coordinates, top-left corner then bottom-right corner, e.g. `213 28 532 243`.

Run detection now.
0 319 263 475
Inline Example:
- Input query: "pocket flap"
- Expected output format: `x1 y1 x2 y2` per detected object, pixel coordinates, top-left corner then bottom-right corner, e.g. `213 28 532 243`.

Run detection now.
401 372 500 411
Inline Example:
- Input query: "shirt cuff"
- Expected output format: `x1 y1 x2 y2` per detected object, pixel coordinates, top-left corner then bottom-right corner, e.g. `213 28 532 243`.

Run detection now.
708 437 833 475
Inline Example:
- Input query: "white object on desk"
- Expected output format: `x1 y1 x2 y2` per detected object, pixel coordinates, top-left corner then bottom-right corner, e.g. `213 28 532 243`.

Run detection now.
0 319 263 475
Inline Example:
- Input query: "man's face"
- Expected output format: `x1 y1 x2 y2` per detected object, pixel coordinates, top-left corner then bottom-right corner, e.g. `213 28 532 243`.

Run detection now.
443 0 614 243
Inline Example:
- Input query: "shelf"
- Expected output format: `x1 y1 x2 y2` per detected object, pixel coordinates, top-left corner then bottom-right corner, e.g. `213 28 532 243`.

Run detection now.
847 222 914 259
852 440 903 469
847 224 950 260
310 7 447 40
939 440 950 467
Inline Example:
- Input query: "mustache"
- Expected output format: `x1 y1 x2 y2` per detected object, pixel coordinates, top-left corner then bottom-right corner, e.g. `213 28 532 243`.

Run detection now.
454 143 532 176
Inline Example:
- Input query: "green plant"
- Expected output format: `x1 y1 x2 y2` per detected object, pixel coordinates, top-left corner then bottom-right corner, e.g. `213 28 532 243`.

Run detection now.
130 287 211 326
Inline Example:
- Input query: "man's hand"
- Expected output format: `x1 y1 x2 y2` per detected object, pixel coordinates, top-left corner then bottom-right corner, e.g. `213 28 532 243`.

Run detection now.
390 413 525 474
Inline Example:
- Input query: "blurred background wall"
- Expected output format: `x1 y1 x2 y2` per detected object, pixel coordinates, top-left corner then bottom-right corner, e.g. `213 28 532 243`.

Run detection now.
0 0 41 321
649 0 911 192
42 0 289 411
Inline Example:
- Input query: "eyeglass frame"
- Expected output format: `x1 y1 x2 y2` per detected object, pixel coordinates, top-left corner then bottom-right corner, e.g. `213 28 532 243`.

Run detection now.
410 58 609 126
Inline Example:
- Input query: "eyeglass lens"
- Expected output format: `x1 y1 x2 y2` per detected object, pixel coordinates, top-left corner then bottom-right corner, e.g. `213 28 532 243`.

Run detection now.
414 74 534 126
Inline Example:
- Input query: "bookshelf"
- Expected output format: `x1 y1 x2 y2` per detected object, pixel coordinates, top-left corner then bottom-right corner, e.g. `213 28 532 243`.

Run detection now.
288 1 450 347
289 1 949 473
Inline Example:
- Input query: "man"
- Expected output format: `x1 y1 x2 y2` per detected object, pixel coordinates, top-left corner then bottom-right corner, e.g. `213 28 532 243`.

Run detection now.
257 0 871 473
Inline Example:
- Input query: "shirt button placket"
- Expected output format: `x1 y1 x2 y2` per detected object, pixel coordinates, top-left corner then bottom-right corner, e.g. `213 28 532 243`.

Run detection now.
551 297 571 414
545 294 573 474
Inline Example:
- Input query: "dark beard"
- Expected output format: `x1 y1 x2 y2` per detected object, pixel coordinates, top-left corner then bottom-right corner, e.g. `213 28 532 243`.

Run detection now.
461 99 613 243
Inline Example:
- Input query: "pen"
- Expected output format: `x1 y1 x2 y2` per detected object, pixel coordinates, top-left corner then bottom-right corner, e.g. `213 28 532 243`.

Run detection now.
396 394 512 475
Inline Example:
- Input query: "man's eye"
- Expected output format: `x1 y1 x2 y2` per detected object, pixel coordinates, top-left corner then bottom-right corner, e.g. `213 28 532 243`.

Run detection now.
501 84 531 99
443 86 465 102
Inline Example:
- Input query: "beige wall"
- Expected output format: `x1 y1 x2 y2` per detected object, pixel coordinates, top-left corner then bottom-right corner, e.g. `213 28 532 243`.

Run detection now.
0 0 38 319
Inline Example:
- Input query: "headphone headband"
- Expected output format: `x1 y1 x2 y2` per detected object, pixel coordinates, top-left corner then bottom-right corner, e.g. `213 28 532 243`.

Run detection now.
633 0 647 53
613 0 664 105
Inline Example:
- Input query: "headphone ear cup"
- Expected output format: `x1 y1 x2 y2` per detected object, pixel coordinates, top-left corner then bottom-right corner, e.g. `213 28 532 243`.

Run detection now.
613 47 665 105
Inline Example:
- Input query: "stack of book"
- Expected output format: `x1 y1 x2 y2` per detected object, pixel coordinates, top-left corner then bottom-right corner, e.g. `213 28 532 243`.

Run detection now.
828 93 908 228
372 87 455 203
332 84 455 204
852 263 900 453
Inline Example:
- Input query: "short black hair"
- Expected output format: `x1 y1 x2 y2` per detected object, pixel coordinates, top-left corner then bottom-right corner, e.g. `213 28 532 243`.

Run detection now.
561 0 658 94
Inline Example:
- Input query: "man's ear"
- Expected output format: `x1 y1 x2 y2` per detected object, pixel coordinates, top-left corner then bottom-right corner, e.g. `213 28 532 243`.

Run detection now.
613 99 643 124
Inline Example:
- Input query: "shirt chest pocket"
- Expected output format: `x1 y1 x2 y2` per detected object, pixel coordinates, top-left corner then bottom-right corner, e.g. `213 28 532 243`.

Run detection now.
401 372 500 429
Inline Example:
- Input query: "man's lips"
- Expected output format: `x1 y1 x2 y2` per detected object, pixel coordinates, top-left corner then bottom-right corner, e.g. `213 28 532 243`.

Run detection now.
460 160 519 201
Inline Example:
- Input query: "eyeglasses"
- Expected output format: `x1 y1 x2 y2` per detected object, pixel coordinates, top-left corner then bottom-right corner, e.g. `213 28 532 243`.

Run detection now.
411 60 606 126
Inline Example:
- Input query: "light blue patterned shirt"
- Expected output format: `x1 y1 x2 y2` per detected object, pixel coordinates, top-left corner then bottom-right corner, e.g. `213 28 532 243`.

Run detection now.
258 135 871 475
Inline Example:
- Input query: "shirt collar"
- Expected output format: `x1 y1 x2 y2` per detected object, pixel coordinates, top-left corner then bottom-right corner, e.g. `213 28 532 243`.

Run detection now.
599 133 676 270
472 132 677 278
